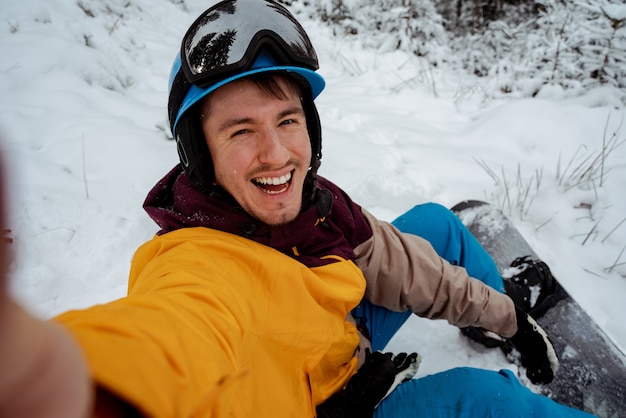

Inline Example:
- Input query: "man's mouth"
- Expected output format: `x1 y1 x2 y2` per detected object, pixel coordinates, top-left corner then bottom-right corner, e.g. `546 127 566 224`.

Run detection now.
252 170 293 195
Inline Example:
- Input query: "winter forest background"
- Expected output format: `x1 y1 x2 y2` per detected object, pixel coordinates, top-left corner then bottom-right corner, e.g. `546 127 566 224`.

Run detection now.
288 0 626 99
1 0 625 415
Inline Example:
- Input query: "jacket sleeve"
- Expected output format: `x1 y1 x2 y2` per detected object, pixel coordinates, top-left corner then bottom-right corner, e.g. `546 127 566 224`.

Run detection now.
353 208 517 337
54 240 252 418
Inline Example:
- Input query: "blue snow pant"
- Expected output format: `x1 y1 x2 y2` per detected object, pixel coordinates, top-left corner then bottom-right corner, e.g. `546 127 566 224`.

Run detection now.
352 203 595 417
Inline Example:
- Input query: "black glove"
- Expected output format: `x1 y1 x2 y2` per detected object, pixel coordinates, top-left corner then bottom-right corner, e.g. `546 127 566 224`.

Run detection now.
316 350 420 418
507 306 559 384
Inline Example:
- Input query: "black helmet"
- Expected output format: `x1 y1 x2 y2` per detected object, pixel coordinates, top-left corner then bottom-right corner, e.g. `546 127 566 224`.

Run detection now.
167 0 325 190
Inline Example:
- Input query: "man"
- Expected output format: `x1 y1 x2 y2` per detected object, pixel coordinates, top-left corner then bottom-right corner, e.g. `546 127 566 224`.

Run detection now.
0 0 595 416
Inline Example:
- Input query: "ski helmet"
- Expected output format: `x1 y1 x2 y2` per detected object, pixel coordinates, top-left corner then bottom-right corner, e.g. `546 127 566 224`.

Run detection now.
168 0 326 189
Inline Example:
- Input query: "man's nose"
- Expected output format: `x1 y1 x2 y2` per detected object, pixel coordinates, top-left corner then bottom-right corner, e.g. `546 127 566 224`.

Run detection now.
257 128 290 165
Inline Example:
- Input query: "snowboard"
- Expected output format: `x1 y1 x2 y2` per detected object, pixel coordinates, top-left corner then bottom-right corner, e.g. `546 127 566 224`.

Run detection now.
451 200 626 418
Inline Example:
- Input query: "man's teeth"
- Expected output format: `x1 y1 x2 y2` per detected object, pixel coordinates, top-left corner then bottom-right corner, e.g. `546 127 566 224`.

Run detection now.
254 171 292 186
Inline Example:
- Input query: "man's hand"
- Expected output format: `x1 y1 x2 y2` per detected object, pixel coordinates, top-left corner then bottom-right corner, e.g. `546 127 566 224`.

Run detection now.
0 164 92 418
507 306 559 384
316 350 420 418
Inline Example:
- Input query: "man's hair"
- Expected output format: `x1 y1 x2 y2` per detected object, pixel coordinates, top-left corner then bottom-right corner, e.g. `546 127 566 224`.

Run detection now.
248 71 305 101
200 71 306 118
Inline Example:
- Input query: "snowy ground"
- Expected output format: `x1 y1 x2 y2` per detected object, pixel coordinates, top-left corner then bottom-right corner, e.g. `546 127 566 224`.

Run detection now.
1 0 625 393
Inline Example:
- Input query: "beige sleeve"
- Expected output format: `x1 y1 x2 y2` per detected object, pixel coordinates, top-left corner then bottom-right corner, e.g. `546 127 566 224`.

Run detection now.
353 209 517 337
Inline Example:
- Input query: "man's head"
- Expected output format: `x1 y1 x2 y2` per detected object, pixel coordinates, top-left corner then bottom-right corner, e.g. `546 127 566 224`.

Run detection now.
167 0 326 208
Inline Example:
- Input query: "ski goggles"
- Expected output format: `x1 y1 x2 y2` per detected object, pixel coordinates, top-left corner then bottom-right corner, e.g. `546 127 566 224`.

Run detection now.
180 0 319 87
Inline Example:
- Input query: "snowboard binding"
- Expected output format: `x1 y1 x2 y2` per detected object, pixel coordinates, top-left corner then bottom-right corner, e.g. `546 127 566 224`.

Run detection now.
461 256 565 349
503 255 567 319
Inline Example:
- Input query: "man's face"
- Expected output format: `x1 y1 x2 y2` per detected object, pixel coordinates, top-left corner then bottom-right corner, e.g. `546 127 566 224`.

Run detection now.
200 77 312 226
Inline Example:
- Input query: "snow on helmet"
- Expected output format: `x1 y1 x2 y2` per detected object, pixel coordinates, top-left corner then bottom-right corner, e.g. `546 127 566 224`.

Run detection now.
167 0 326 189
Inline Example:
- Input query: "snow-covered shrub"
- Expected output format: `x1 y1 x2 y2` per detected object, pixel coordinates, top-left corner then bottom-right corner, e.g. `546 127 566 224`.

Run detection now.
454 0 626 96
298 0 449 66
290 0 626 99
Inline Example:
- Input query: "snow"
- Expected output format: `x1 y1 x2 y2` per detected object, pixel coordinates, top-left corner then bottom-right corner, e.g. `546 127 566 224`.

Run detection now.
1 0 625 390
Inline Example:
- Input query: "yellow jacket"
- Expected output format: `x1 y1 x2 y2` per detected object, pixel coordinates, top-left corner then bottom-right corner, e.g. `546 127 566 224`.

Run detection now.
56 227 366 417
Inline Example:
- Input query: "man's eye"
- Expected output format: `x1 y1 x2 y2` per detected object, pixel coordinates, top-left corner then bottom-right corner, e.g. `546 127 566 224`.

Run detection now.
231 129 249 137
280 119 295 126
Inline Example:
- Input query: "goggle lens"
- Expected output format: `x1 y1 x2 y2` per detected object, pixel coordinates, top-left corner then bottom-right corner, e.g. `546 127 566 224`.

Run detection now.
181 0 319 86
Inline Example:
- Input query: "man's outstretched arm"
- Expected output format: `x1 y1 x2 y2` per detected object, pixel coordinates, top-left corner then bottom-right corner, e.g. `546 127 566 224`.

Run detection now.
0 164 92 418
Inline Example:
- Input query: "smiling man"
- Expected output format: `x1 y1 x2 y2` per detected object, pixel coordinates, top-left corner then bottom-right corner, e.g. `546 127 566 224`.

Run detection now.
96 0 587 415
